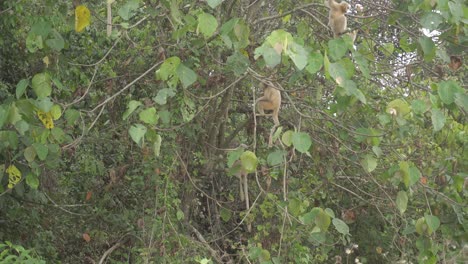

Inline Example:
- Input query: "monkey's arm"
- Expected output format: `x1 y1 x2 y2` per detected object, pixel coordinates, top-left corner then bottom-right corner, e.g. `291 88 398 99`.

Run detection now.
327 0 338 9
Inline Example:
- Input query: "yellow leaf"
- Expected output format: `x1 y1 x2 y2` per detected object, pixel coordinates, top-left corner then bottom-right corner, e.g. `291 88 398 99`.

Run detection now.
6 165 22 189
36 110 54 129
75 5 91 33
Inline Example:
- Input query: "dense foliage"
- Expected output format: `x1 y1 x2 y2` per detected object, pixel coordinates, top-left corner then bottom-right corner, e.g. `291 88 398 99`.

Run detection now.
0 0 466 263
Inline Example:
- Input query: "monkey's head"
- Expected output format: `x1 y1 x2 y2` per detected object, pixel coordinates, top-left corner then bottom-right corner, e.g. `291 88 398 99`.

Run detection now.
340 2 349 12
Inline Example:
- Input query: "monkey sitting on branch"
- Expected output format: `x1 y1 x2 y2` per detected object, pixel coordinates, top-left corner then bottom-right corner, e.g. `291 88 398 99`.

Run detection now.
325 0 350 38
255 83 281 146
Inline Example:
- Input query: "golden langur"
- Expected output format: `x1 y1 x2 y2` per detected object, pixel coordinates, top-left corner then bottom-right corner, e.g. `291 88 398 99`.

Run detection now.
256 84 281 146
326 0 350 38
256 84 281 126
232 160 252 231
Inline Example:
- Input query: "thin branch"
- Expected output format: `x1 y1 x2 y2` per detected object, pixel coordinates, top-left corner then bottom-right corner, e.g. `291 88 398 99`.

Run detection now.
190 224 223 263
98 240 124 264
69 37 122 67
255 3 324 24
44 192 89 216
91 61 162 112
64 66 99 108
299 9 329 30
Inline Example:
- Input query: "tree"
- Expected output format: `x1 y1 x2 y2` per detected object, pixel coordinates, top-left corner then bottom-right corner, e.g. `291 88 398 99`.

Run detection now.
0 0 466 263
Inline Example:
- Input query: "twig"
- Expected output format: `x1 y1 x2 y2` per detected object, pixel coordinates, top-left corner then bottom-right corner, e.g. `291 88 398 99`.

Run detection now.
69 37 122 67
87 104 106 132
44 192 88 216
255 3 323 24
91 61 162 112
300 9 329 29
190 224 223 263
64 66 99 108
98 241 123 264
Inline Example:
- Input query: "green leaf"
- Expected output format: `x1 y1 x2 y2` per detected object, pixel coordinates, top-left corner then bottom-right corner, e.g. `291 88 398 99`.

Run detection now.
361 154 377 173
418 36 436 62
0 131 19 150
420 12 444 30
31 21 52 37
342 80 366 104
220 18 239 35
157 57 181 81
129 124 147 147
454 93 468 112
118 0 139 20
51 127 66 143
306 51 323 74
285 42 308 70
232 21 250 49
176 210 184 220
15 120 29 136
438 80 463 105
380 43 394 57
0 105 7 129
154 88 176 105
159 110 171 124
197 12 218 38
315 209 331 231
265 29 293 48
415 217 427 235
65 109 80 125
399 161 410 188
153 135 162 157
328 61 351 84
431 108 445 132
31 73 52 99
328 38 347 61
227 148 244 167
424 215 440 234
267 150 285 166
282 130 293 147
255 46 281 68
325 208 335 218
16 79 29 99
289 198 302 216
122 100 142 120
386 99 410 117
332 218 350 235
396 191 408 214
34 97 53 112
240 151 258 173
32 143 48 161
353 52 371 78
26 33 43 53
7 104 22 125
411 99 427 115
220 207 232 222
50 105 62 120
226 52 250 76
24 146 36 163
248 247 262 260
408 166 421 187
207 0 223 8
168 0 183 25
26 173 39 189
301 211 317 225
45 30 65 51
448 1 463 23
181 96 196 122
139 107 158 125
292 132 312 154
176 64 197 88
